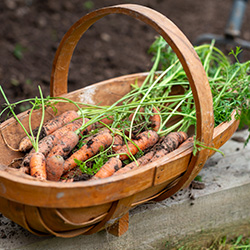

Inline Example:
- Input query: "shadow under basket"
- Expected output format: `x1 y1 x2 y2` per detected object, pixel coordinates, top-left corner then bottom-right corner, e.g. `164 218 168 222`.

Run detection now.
0 4 239 238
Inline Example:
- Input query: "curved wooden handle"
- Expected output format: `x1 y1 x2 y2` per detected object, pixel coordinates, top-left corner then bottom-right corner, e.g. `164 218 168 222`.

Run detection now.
50 4 214 190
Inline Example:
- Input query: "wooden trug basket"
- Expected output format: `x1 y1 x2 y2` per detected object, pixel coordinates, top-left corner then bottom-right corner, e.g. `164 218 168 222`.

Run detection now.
0 4 239 238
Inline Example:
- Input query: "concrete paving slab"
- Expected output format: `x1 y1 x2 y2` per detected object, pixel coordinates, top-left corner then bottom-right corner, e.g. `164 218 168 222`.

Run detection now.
0 129 250 250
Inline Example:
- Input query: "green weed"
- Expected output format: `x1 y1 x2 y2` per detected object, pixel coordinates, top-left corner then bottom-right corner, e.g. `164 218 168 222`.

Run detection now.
13 43 26 60
83 1 94 10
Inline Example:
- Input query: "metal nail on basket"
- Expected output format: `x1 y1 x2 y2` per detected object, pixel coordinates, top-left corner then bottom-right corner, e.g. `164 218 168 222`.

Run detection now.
0 4 239 238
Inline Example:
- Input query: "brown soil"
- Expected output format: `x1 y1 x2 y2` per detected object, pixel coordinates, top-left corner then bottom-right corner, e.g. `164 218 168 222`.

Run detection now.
1 0 250 119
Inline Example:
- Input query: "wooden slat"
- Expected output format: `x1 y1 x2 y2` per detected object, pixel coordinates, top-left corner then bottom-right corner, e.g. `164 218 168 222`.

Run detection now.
209 110 239 157
153 143 193 186
0 164 155 208
108 212 129 237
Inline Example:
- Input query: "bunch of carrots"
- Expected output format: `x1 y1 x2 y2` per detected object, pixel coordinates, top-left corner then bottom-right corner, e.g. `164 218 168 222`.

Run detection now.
1 38 250 182
0 77 190 182
9 105 188 182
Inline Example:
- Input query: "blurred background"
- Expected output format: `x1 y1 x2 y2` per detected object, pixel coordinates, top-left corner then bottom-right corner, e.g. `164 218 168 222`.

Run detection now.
0 0 250 111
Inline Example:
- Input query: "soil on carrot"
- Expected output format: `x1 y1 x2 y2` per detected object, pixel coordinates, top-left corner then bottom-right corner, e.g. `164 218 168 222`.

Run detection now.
1 0 250 122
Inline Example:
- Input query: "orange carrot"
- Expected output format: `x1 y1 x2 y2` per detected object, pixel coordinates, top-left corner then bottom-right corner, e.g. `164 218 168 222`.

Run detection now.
115 131 188 175
178 136 193 147
36 119 88 156
114 130 159 160
150 148 167 161
21 119 84 168
63 130 113 174
46 155 64 181
29 152 46 180
76 127 111 150
40 110 79 136
150 131 188 162
114 151 154 175
80 118 96 135
92 157 122 179
19 110 80 152
149 107 161 132
46 131 79 159
161 131 188 153
21 135 57 168
112 134 124 151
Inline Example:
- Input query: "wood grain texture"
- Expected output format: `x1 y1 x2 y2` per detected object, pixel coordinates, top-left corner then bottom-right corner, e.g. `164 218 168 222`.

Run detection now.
108 212 129 237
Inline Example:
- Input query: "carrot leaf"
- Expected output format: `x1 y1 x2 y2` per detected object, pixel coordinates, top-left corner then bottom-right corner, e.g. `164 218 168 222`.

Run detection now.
193 136 224 157
75 160 96 175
